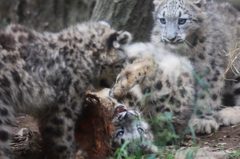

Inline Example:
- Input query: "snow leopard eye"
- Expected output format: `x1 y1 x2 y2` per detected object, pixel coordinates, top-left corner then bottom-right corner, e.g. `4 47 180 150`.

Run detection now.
178 18 187 25
137 127 144 134
159 18 166 24
116 130 124 137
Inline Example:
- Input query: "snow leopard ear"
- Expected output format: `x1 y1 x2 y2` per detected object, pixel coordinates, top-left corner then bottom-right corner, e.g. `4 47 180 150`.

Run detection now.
99 21 111 28
107 31 132 49
153 0 164 12
192 0 206 8
153 0 164 6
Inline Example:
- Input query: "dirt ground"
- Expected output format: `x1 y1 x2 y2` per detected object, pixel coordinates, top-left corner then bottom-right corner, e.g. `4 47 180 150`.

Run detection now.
197 124 240 151
10 115 240 159
10 115 42 159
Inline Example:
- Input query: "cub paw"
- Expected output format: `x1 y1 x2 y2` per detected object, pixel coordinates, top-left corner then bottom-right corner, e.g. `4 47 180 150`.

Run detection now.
109 75 130 98
218 106 240 126
189 116 220 134
110 56 156 99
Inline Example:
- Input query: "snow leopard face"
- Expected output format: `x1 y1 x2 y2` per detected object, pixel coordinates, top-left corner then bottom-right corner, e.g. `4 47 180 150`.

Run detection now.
152 0 206 48
112 104 156 155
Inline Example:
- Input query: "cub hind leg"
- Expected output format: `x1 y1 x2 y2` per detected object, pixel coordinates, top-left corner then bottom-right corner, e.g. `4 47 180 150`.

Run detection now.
0 102 14 159
37 104 77 159
218 77 240 126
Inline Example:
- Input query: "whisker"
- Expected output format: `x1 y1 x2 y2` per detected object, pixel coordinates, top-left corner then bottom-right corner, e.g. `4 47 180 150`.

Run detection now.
183 40 193 54
184 39 194 48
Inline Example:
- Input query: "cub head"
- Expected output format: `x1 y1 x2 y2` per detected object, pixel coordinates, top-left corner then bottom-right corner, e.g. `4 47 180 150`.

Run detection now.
151 0 206 48
112 104 157 155
101 27 132 66
91 22 132 90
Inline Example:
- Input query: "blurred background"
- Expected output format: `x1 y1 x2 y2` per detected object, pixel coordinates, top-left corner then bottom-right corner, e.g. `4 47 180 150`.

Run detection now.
0 0 239 41
0 0 95 31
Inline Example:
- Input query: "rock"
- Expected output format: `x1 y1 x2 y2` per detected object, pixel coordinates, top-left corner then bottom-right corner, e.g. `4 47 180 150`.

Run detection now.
175 147 229 159
224 135 230 138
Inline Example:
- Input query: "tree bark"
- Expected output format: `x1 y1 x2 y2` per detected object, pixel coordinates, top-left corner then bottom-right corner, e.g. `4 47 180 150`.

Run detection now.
91 0 154 42
0 0 95 32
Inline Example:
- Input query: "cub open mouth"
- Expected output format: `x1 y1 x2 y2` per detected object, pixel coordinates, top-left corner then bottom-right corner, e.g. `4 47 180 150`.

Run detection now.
114 104 127 115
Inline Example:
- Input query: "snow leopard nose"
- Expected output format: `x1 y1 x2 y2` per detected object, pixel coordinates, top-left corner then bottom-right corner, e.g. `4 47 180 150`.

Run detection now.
124 111 139 121
167 36 176 42
166 34 177 42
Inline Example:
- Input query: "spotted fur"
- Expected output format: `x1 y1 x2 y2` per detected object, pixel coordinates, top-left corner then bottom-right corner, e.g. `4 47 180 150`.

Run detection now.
0 22 131 159
152 0 240 133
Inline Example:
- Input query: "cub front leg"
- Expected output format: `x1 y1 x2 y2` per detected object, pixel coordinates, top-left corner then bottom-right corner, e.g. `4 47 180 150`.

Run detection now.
189 73 223 134
110 56 156 98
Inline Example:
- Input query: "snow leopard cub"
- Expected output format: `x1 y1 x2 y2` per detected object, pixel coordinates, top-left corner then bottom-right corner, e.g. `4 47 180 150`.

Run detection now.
0 22 131 159
152 0 240 133
110 42 195 142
